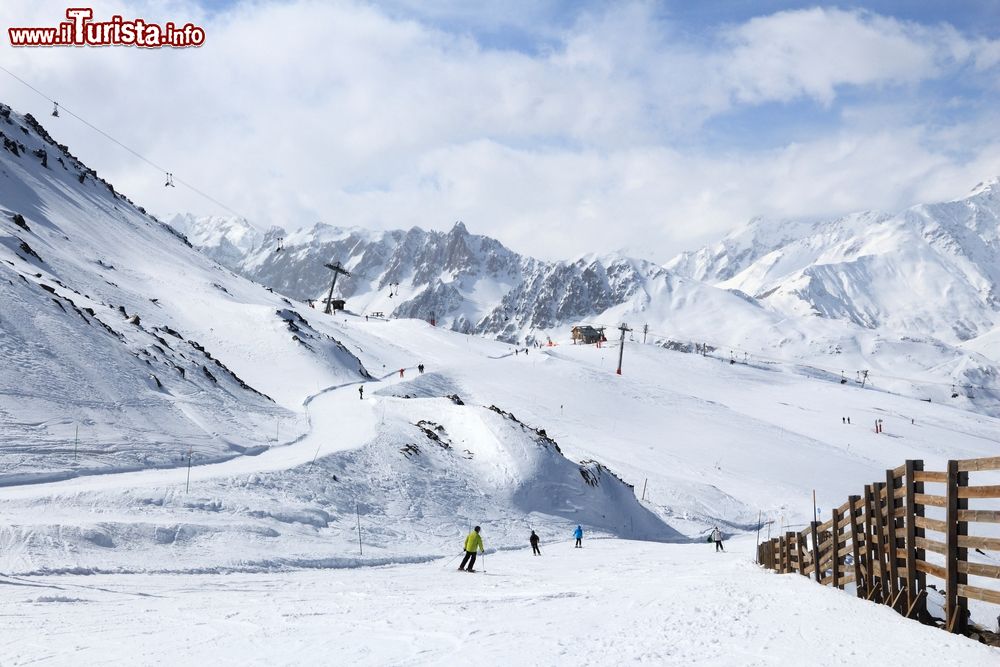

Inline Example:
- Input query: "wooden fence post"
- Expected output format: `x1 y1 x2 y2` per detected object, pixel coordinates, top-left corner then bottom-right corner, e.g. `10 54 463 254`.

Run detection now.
849 494 865 599
885 469 902 610
957 465 969 633
945 460 969 634
863 484 877 600
785 532 795 574
871 482 888 603
810 522 822 583
903 460 919 616
797 530 806 576
831 504 841 589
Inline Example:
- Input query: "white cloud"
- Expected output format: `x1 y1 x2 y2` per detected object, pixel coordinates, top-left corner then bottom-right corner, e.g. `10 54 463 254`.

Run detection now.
720 8 949 106
0 1 998 261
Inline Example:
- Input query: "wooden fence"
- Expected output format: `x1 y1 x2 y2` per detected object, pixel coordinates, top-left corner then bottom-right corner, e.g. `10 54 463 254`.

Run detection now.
757 456 1000 635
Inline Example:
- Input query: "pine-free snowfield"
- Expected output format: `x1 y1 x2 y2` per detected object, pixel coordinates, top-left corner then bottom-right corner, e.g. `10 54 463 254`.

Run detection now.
1 538 994 666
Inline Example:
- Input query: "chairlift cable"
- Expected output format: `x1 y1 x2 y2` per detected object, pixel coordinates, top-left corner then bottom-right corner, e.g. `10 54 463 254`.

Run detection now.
0 64 253 225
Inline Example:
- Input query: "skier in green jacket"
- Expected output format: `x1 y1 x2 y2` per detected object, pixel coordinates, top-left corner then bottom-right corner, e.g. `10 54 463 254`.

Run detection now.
459 526 484 572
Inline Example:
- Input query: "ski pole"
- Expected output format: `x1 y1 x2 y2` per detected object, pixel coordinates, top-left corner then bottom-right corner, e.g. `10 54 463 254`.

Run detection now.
482 552 486 574
443 551 464 568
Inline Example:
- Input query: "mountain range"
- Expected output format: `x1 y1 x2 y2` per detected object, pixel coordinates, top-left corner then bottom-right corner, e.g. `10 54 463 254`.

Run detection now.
167 179 1000 412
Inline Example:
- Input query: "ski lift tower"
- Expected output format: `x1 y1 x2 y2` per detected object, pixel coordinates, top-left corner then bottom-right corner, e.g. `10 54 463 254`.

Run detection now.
323 261 351 314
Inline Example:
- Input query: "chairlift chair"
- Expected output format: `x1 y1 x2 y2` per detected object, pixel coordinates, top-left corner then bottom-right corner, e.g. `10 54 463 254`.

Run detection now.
51 102 59 118
164 172 175 187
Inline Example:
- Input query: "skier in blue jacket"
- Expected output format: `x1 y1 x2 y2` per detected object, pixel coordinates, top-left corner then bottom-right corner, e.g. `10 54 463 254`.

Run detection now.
573 525 583 548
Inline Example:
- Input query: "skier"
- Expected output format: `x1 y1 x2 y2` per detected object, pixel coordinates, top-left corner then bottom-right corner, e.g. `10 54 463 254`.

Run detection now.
459 526 484 572
399 368 405 378
573 525 583 548
418 363 424 374
842 417 845 424
358 386 364 400
712 526 725 552
530 530 541 555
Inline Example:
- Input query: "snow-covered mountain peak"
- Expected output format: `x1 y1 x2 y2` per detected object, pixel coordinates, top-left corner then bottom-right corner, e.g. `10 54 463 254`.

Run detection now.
964 176 1000 199
667 182 1000 345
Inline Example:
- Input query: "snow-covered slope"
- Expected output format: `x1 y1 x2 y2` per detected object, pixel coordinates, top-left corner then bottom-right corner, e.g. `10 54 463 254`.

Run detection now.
6 99 1000 647
0 105 371 479
0 101 678 567
4 539 997 665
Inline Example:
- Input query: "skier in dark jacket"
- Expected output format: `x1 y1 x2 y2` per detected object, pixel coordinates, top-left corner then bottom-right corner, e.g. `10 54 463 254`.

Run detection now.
358 385 364 400
530 530 541 555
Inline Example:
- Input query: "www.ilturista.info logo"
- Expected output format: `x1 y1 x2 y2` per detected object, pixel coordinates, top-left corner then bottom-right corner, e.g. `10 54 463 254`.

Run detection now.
9 8 205 48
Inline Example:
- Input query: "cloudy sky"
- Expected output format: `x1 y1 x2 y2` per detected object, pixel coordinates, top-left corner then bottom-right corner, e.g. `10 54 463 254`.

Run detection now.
2 1 999 261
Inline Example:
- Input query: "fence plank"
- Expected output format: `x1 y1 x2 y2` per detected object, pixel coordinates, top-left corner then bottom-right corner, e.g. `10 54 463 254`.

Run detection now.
916 559 946 580
957 583 1000 605
914 515 947 534
958 509 1000 524
957 485 1000 499
956 456 1000 472
958 561 1000 579
915 536 947 555
957 535 1000 551
914 470 947 483
914 493 947 507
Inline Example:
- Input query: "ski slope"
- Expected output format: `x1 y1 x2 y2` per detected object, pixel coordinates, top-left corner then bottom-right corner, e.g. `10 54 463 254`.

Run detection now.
4 101 1000 660
1 538 994 666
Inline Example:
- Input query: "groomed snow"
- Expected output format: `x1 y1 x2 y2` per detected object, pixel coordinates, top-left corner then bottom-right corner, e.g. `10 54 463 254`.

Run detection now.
1 538 994 665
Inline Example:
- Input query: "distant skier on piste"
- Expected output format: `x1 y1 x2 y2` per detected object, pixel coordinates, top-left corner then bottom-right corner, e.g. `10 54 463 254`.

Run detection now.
530 530 541 555
459 526 484 572
573 525 583 548
358 386 364 400
712 526 725 552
